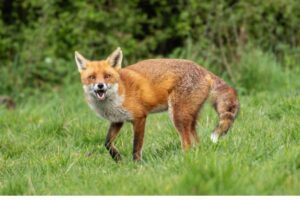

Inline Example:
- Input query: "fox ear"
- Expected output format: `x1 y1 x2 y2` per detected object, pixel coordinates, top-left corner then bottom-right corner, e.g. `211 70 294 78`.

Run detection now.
75 51 88 72
106 47 123 68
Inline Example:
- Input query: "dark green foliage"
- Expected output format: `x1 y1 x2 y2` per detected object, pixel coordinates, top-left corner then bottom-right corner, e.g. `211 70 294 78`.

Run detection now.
1 0 300 97
233 47 285 94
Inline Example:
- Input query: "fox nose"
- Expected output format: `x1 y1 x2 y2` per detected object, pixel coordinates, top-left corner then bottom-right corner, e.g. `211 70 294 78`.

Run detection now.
97 83 105 90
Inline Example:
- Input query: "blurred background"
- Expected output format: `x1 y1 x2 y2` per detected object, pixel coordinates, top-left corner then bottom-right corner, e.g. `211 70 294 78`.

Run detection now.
1 0 300 102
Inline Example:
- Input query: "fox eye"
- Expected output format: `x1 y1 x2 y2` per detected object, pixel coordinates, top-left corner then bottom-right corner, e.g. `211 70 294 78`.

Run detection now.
104 74 111 79
88 75 96 81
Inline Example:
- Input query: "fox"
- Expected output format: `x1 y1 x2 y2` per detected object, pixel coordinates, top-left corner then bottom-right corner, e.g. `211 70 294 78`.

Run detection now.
74 47 239 161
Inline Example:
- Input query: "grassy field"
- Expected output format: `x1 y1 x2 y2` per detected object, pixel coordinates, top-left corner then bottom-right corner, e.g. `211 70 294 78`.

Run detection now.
0 79 300 195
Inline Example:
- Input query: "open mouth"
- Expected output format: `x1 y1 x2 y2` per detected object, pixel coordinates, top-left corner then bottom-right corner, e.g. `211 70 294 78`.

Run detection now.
95 89 106 101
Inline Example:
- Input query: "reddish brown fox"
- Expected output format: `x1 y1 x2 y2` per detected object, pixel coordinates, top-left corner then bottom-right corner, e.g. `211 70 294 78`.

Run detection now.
75 47 239 161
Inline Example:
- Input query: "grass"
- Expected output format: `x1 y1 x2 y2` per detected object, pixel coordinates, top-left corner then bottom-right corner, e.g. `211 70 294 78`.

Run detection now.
0 81 299 195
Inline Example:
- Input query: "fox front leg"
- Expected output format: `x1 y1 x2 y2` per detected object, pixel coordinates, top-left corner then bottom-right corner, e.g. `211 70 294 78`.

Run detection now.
132 117 146 161
105 122 123 162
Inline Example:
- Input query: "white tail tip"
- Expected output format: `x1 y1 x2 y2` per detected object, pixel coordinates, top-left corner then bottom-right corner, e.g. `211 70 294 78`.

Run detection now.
210 132 219 143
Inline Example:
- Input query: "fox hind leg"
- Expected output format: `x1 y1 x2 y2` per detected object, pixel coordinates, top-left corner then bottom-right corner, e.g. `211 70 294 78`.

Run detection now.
190 117 200 144
168 98 190 150
168 92 207 150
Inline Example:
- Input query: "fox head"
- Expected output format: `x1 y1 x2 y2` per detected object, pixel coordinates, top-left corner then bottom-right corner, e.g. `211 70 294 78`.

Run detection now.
75 47 123 101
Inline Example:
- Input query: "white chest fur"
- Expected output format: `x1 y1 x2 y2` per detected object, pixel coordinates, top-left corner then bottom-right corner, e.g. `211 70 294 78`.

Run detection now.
84 84 133 122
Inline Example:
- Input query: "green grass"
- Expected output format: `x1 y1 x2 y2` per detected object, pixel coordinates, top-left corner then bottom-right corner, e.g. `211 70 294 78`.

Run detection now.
1 82 300 195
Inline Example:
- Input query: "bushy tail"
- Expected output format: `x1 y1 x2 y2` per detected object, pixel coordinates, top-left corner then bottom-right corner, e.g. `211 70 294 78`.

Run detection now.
209 78 239 143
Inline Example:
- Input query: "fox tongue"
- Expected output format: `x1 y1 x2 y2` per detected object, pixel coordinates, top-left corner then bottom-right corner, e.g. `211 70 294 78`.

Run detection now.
96 91 106 100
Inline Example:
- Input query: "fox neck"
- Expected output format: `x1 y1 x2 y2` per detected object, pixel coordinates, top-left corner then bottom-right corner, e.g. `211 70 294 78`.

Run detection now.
116 78 125 97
